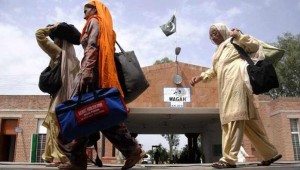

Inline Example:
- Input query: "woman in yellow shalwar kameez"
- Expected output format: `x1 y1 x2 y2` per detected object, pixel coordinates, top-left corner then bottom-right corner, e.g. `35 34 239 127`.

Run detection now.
35 24 80 166
190 23 282 168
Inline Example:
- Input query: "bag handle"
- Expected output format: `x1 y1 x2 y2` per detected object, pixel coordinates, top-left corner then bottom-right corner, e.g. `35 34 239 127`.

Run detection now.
77 79 99 106
115 41 126 54
230 37 255 66
115 41 133 62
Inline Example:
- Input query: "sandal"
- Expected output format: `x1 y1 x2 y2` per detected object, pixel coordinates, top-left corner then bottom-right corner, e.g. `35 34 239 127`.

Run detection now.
121 150 146 170
45 162 61 167
212 161 236 169
258 154 282 166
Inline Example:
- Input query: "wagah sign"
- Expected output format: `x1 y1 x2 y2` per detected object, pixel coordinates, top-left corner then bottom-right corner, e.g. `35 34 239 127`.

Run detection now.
163 87 191 108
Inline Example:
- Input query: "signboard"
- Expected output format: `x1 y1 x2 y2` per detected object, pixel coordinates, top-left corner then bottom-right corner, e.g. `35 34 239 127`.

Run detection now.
163 87 191 108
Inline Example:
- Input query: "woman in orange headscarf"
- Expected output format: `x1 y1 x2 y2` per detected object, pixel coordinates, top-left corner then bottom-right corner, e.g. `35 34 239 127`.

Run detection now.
58 1 144 170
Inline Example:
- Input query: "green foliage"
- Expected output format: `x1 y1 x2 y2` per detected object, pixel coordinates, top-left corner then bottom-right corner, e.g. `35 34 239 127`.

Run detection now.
162 134 180 162
269 32 300 98
153 57 173 65
177 144 189 163
147 144 169 163
177 144 202 163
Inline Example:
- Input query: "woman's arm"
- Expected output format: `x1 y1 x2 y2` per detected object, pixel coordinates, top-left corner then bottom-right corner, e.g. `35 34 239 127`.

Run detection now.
35 27 62 61
200 68 217 82
231 29 259 53
81 18 99 84
190 68 216 86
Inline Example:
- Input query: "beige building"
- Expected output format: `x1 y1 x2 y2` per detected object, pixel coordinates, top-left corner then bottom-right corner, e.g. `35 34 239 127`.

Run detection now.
0 62 300 163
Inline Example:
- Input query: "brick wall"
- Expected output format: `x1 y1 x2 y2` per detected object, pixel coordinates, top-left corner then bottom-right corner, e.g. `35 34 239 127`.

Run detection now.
0 95 50 162
256 96 300 161
128 62 218 108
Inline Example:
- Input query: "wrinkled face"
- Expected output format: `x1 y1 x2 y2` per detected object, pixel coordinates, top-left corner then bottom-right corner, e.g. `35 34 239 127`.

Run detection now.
209 26 224 45
84 6 97 20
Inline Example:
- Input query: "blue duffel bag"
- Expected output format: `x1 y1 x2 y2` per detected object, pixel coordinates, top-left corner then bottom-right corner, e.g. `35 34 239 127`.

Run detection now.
55 88 128 141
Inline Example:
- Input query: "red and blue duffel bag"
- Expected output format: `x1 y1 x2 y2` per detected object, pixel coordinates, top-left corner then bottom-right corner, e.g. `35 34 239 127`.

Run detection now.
55 88 128 141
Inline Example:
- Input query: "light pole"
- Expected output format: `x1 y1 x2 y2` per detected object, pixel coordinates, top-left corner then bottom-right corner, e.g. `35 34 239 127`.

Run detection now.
173 47 182 85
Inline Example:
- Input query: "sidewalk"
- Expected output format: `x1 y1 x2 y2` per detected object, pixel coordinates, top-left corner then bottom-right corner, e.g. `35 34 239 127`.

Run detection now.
0 162 300 170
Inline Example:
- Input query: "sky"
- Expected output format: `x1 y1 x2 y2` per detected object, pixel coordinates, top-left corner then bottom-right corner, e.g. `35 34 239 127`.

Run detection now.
0 0 300 151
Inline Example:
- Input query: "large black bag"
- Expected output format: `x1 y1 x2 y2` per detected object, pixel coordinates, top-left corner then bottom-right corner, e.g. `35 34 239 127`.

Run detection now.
38 61 61 95
247 60 279 94
49 22 81 45
231 38 280 94
114 41 149 103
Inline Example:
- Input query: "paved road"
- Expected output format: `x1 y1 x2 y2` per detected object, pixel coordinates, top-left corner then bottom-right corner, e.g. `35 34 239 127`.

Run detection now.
0 162 300 170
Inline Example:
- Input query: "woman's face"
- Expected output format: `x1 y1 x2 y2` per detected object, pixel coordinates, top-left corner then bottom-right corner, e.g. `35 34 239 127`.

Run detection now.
84 6 96 20
209 27 224 45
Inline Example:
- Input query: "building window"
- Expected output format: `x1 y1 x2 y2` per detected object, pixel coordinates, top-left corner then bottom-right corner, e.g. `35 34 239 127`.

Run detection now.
31 119 47 163
290 119 300 160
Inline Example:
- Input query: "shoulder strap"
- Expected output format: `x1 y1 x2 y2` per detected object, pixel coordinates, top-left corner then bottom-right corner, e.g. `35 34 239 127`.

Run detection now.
230 37 255 65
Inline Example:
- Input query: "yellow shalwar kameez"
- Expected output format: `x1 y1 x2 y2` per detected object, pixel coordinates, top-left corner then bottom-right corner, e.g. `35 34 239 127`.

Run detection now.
200 34 278 165
36 27 80 163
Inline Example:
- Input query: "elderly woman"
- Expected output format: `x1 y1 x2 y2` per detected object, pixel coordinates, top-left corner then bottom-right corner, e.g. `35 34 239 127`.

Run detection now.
57 1 145 170
35 23 80 167
190 23 281 168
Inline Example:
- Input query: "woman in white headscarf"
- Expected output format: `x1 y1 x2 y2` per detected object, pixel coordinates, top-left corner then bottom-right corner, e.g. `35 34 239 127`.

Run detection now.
35 23 80 167
190 23 281 168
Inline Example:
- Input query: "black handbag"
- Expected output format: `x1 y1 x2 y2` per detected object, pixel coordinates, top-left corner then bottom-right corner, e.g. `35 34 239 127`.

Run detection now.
49 22 81 45
231 38 279 94
114 41 150 103
38 61 62 95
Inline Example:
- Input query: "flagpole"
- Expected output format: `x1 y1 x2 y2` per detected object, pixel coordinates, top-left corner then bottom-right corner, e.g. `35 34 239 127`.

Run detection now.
174 10 178 75
174 10 177 58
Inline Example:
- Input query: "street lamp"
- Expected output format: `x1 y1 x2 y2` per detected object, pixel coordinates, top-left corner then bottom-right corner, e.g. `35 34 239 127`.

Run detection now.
173 47 182 85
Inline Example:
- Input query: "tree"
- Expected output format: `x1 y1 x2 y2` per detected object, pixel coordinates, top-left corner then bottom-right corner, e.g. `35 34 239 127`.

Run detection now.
177 144 189 163
147 144 169 163
269 32 300 98
153 57 173 65
158 145 169 163
162 134 179 162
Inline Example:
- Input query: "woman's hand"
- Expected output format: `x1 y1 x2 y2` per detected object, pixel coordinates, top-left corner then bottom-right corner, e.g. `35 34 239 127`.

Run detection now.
79 69 94 92
190 76 202 86
230 28 241 38
48 22 61 30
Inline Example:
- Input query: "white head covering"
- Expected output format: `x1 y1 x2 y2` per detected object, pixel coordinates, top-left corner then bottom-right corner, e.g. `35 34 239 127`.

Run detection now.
210 23 231 44
210 23 232 67
212 23 231 40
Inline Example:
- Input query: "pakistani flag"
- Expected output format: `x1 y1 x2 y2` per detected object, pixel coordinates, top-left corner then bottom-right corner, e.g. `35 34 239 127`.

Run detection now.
160 14 176 36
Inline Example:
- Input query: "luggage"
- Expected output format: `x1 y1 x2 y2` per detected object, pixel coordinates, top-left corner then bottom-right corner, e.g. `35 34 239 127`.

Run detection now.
231 38 283 94
114 41 149 103
55 88 128 141
49 22 81 45
38 61 61 95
